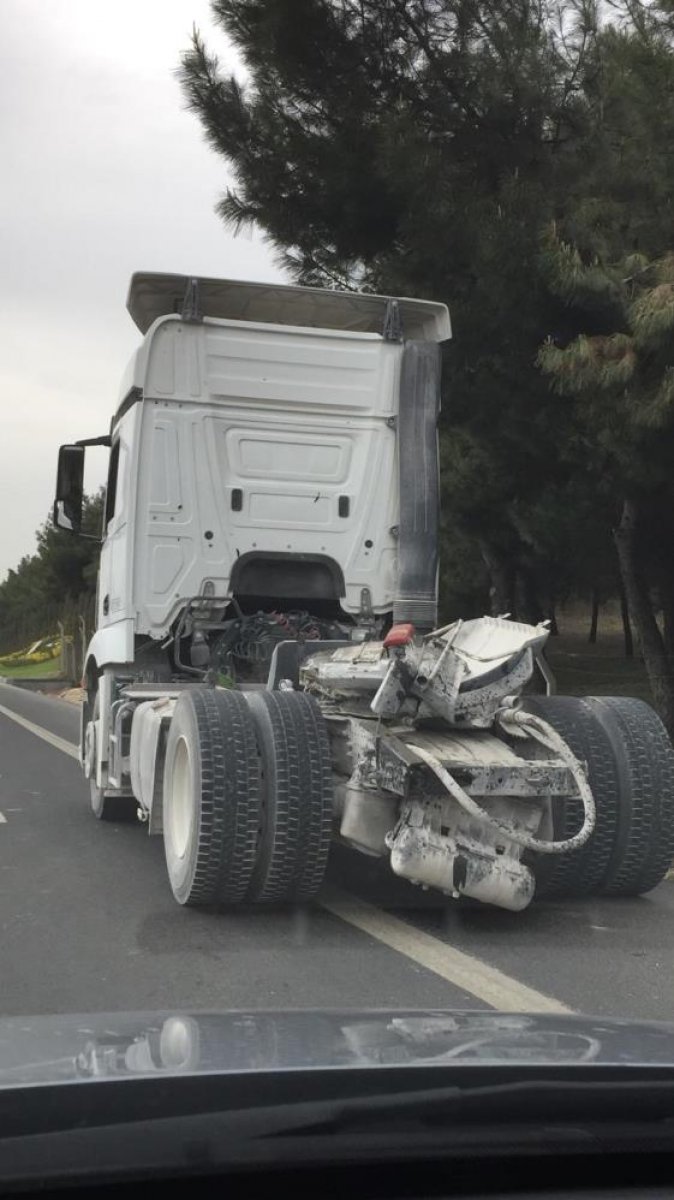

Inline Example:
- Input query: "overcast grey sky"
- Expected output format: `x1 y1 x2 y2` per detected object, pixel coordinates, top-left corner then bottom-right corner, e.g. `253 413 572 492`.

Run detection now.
0 0 282 580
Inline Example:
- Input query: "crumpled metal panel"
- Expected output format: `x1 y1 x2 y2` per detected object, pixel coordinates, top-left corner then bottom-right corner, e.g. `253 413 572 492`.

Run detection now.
387 788 541 911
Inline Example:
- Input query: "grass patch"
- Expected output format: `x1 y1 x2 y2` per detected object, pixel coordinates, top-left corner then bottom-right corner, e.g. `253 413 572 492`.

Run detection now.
0 658 63 680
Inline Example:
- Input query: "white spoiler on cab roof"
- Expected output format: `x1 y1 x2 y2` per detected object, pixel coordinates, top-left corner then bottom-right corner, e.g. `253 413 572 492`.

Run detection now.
126 272 451 343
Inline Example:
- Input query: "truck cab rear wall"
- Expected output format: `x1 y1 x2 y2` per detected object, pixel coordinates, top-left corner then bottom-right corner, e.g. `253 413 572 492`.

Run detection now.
100 316 434 637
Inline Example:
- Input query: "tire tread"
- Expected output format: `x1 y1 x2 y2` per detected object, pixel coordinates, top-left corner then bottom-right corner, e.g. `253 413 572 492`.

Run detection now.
522 696 619 898
587 696 674 896
164 688 261 907
245 691 333 903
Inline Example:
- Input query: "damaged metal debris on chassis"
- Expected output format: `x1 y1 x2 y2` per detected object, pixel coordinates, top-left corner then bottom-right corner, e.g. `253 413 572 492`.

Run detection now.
53 273 674 913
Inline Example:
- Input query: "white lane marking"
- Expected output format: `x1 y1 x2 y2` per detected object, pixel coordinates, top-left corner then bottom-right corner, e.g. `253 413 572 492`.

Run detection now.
322 890 574 1014
0 813 6 823
0 699 572 1014
0 703 79 761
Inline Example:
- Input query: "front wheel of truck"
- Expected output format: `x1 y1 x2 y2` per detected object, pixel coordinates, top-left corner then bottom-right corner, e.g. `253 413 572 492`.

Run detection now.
86 691 137 822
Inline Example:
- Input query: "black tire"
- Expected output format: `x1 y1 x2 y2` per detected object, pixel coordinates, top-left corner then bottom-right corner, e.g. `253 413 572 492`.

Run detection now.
90 778 138 822
87 691 137 822
162 688 261 907
244 691 333 903
521 696 621 899
585 696 674 896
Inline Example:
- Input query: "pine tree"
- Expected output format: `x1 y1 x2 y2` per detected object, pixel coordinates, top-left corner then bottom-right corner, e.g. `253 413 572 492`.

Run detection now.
181 1 674 725
180 0 602 619
540 240 674 726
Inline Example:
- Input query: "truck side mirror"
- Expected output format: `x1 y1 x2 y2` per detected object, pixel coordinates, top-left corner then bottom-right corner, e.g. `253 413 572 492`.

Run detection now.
54 444 85 534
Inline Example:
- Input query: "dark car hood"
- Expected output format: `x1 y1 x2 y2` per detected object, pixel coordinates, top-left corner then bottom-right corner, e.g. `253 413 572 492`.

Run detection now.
3 1009 674 1087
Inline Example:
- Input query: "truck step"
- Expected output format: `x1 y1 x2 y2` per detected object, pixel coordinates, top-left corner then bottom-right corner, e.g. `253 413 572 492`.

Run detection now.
120 682 205 700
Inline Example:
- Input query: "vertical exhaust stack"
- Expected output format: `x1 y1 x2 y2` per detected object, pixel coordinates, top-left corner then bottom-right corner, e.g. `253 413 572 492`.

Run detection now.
394 341 441 633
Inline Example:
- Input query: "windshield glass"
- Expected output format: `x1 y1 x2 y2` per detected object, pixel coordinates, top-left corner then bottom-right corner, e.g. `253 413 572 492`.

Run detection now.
2 0 674 1085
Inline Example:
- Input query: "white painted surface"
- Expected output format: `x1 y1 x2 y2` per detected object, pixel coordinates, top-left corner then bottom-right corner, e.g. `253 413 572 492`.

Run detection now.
97 406 141 628
124 319 401 634
83 620 135 672
127 274 452 341
129 699 174 820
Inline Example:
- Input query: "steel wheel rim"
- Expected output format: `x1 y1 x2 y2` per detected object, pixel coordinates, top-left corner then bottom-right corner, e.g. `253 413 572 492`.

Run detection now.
169 736 193 860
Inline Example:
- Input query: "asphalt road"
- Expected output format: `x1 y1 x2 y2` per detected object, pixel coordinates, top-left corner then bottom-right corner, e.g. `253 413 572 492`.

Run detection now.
1 681 673 1023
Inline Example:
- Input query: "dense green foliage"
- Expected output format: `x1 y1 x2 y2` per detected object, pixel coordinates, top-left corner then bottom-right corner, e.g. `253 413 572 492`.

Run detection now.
0 493 102 654
180 0 674 725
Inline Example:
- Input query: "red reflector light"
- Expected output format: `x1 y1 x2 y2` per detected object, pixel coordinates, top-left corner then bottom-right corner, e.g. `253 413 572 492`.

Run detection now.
384 623 416 648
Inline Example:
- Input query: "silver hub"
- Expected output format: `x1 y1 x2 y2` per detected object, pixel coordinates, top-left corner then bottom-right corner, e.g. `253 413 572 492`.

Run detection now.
84 719 96 780
167 736 194 860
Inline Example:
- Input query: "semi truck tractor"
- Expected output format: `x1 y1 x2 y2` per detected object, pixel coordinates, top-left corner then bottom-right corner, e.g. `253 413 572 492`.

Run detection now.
53 273 674 912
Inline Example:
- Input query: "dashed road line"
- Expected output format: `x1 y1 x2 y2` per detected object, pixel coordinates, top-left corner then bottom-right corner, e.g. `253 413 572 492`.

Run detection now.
0 703 79 761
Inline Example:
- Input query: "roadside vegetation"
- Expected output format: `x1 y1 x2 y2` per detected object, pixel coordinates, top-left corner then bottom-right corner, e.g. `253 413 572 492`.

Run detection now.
0 492 102 670
179 0 674 732
0 658 62 681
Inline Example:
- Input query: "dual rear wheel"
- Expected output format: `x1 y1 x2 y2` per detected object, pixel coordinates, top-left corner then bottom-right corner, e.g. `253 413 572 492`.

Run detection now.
90 684 674 908
522 696 674 900
162 688 333 908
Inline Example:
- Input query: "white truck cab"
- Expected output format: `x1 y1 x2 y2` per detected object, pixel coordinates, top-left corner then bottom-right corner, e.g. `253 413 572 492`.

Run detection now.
94 274 449 647
53 274 674 913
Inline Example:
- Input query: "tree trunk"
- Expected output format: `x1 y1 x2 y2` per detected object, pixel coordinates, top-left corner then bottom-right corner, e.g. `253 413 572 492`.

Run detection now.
614 499 674 734
514 566 544 626
479 542 515 617
662 579 674 659
619 579 633 659
588 589 599 644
